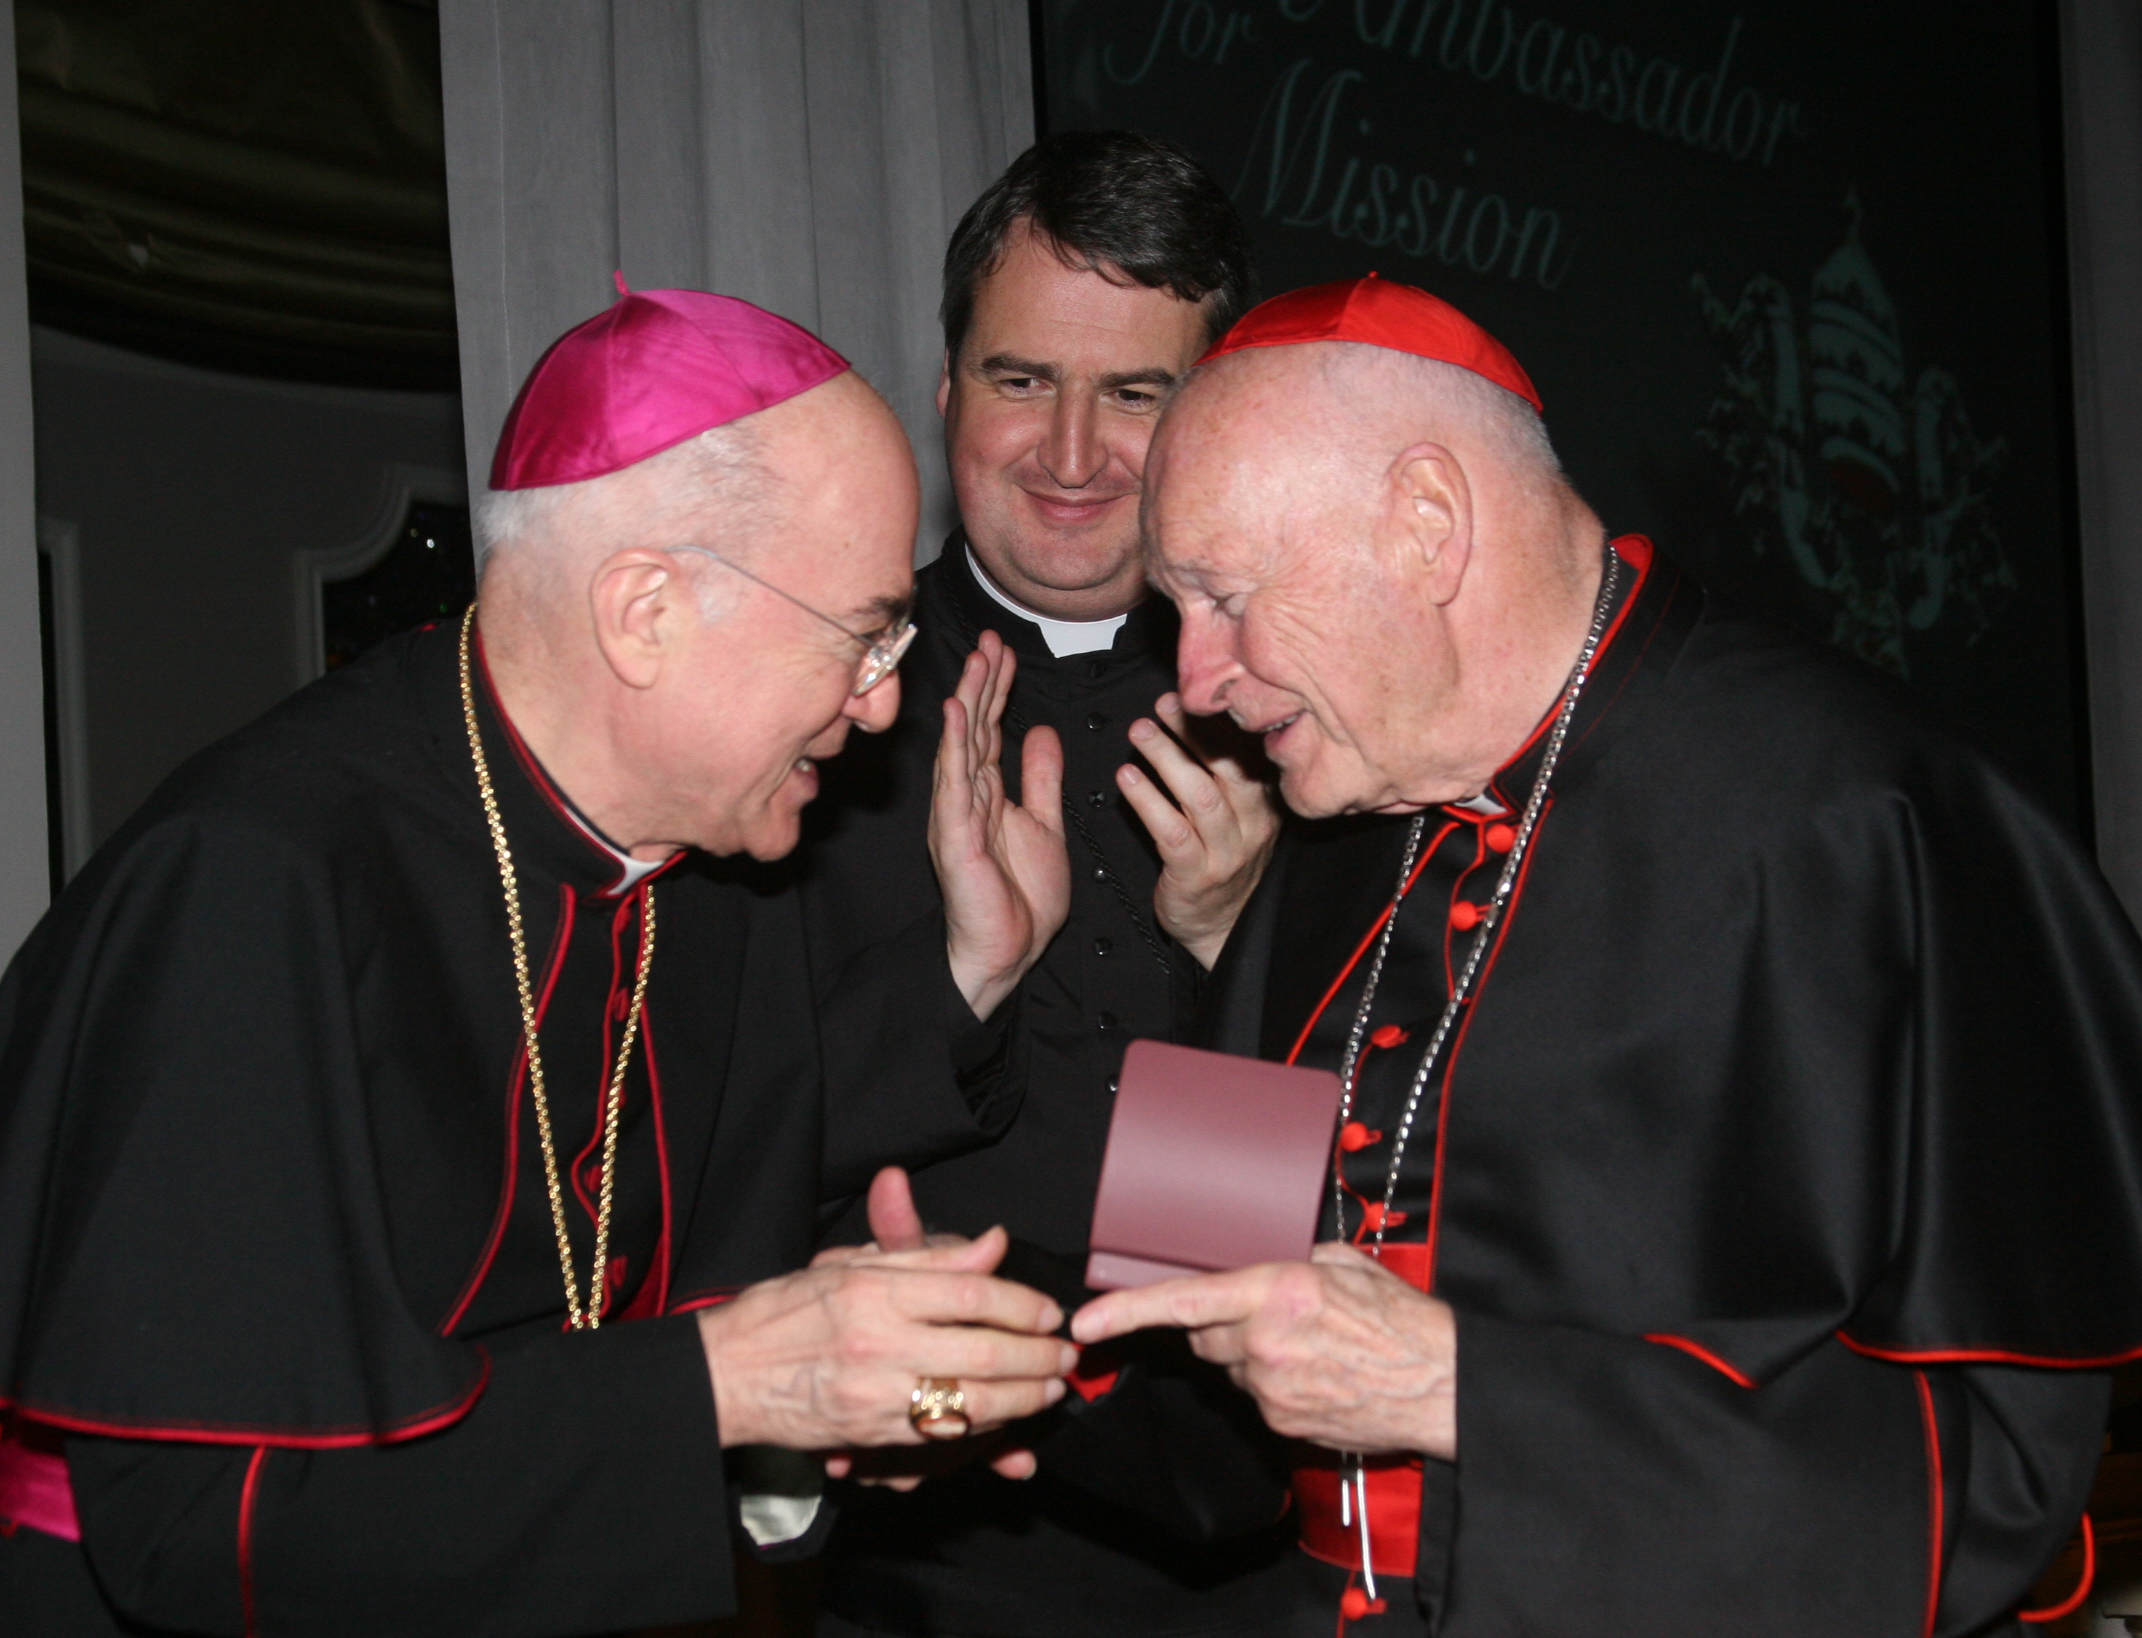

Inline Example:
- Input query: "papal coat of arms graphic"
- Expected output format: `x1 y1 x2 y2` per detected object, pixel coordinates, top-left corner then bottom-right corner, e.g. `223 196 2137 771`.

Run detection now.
1694 194 2011 676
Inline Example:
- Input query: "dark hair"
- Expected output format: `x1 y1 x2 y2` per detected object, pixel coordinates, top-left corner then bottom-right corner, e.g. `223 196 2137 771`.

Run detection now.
940 130 1257 362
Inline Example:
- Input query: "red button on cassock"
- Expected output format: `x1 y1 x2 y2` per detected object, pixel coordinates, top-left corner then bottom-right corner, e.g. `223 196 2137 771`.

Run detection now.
1360 1203 1407 1232
1485 822 1517 853
1450 900 1483 930
1339 1121 1381 1152
1340 1587 1387 1620
1370 1024 1409 1049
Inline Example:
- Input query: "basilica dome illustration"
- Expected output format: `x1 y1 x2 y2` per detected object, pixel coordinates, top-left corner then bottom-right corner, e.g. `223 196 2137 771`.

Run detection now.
1695 194 2010 675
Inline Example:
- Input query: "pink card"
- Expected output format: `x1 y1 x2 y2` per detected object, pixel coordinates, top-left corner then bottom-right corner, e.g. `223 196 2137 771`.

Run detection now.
1086 1040 1344 1290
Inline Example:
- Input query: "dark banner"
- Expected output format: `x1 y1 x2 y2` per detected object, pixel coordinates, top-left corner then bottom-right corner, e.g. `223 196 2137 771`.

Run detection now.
1040 0 2084 825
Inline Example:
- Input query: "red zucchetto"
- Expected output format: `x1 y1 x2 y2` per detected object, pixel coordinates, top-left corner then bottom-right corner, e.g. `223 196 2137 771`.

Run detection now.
489 281 850 490
1198 272 1542 412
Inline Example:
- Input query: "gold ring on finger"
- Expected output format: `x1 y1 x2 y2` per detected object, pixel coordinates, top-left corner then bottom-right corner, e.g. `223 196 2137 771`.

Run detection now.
909 1377 971 1441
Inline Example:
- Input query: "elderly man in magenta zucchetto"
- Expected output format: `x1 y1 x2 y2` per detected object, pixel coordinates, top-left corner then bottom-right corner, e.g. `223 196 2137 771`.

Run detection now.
0 285 1081 1636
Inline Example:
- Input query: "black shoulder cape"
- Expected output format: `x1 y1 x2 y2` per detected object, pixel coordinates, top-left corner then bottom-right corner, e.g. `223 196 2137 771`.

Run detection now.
0 622 831 1445
1218 538 2142 1383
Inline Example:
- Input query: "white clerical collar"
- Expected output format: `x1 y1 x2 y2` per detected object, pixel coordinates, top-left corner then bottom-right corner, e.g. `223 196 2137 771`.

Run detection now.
481 647 675 896
967 547 1128 658
594 843 667 894
552 790 670 895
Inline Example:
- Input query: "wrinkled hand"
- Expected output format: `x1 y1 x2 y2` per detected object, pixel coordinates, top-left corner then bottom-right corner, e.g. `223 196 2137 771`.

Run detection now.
812 1168 1046 1487
932 631 1070 1019
1070 1242 1457 1459
699 1164 1075 1454
1117 693 1279 969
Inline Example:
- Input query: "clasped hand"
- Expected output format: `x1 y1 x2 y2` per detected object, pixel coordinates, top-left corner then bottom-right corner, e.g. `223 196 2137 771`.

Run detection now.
697 1170 1074 1478
1070 1242 1459 1461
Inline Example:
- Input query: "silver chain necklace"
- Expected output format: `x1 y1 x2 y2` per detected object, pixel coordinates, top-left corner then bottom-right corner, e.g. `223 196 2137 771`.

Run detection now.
1332 541 1621 1603
1330 541 1622 1254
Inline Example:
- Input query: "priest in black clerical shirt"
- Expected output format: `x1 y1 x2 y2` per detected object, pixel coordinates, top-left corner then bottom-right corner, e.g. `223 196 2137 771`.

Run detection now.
799 135 1297 1638
0 290 1080 1636
1073 277 2142 1636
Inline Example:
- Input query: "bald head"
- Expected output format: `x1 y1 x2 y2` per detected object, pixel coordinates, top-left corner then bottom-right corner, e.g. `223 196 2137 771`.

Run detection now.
1143 339 1604 818
1150 340 1563 566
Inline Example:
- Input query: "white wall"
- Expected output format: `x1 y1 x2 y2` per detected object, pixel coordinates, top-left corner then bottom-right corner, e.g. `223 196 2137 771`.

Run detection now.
28 326 462 854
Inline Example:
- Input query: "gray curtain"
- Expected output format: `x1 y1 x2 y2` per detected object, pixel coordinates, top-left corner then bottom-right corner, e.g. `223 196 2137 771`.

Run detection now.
0 0 49 953
437 0 1034 563
2064 0 2142 916
426 0 2142 922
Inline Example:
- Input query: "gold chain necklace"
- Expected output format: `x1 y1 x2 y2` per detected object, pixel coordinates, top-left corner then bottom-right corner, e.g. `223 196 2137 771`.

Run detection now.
458 605 656 1330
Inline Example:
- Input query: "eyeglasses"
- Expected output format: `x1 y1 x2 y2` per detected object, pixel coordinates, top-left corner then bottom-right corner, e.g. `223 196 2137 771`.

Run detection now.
675 546 917 695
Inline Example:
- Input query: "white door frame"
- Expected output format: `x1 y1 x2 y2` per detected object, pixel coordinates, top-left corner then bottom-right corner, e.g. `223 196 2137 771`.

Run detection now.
291 462 470 687
35 516 88 881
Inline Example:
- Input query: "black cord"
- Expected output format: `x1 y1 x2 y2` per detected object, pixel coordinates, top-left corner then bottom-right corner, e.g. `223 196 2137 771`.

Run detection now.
1063 796 1177 980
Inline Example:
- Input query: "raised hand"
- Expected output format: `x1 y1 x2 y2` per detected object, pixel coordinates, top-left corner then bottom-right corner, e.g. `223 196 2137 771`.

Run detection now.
1116 692 1280 969
931 630 1071 1019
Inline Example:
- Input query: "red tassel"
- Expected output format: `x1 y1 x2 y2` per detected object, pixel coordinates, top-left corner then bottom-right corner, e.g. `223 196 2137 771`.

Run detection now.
1340 1586 1388 1620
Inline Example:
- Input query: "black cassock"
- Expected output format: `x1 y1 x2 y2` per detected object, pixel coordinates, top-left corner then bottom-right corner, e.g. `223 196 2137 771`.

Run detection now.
0 621 1010 1637
1196 537 2142 1637
797 541 1297 1638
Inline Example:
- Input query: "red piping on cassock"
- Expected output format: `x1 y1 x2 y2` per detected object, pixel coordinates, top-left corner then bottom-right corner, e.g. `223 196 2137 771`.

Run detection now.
439 885 579 1336
1422 798 1550 1287
1642 1333 1759 1390
1915 1370 1943 1638
1285 831 1450 1069
239 1446 268 1638
0 1352 492 1449
2019 1513 2095 1625
1839 1330 2142 1370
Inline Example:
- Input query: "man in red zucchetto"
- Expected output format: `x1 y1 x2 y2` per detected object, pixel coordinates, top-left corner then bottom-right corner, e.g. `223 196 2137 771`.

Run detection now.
1074 275 2142 1637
